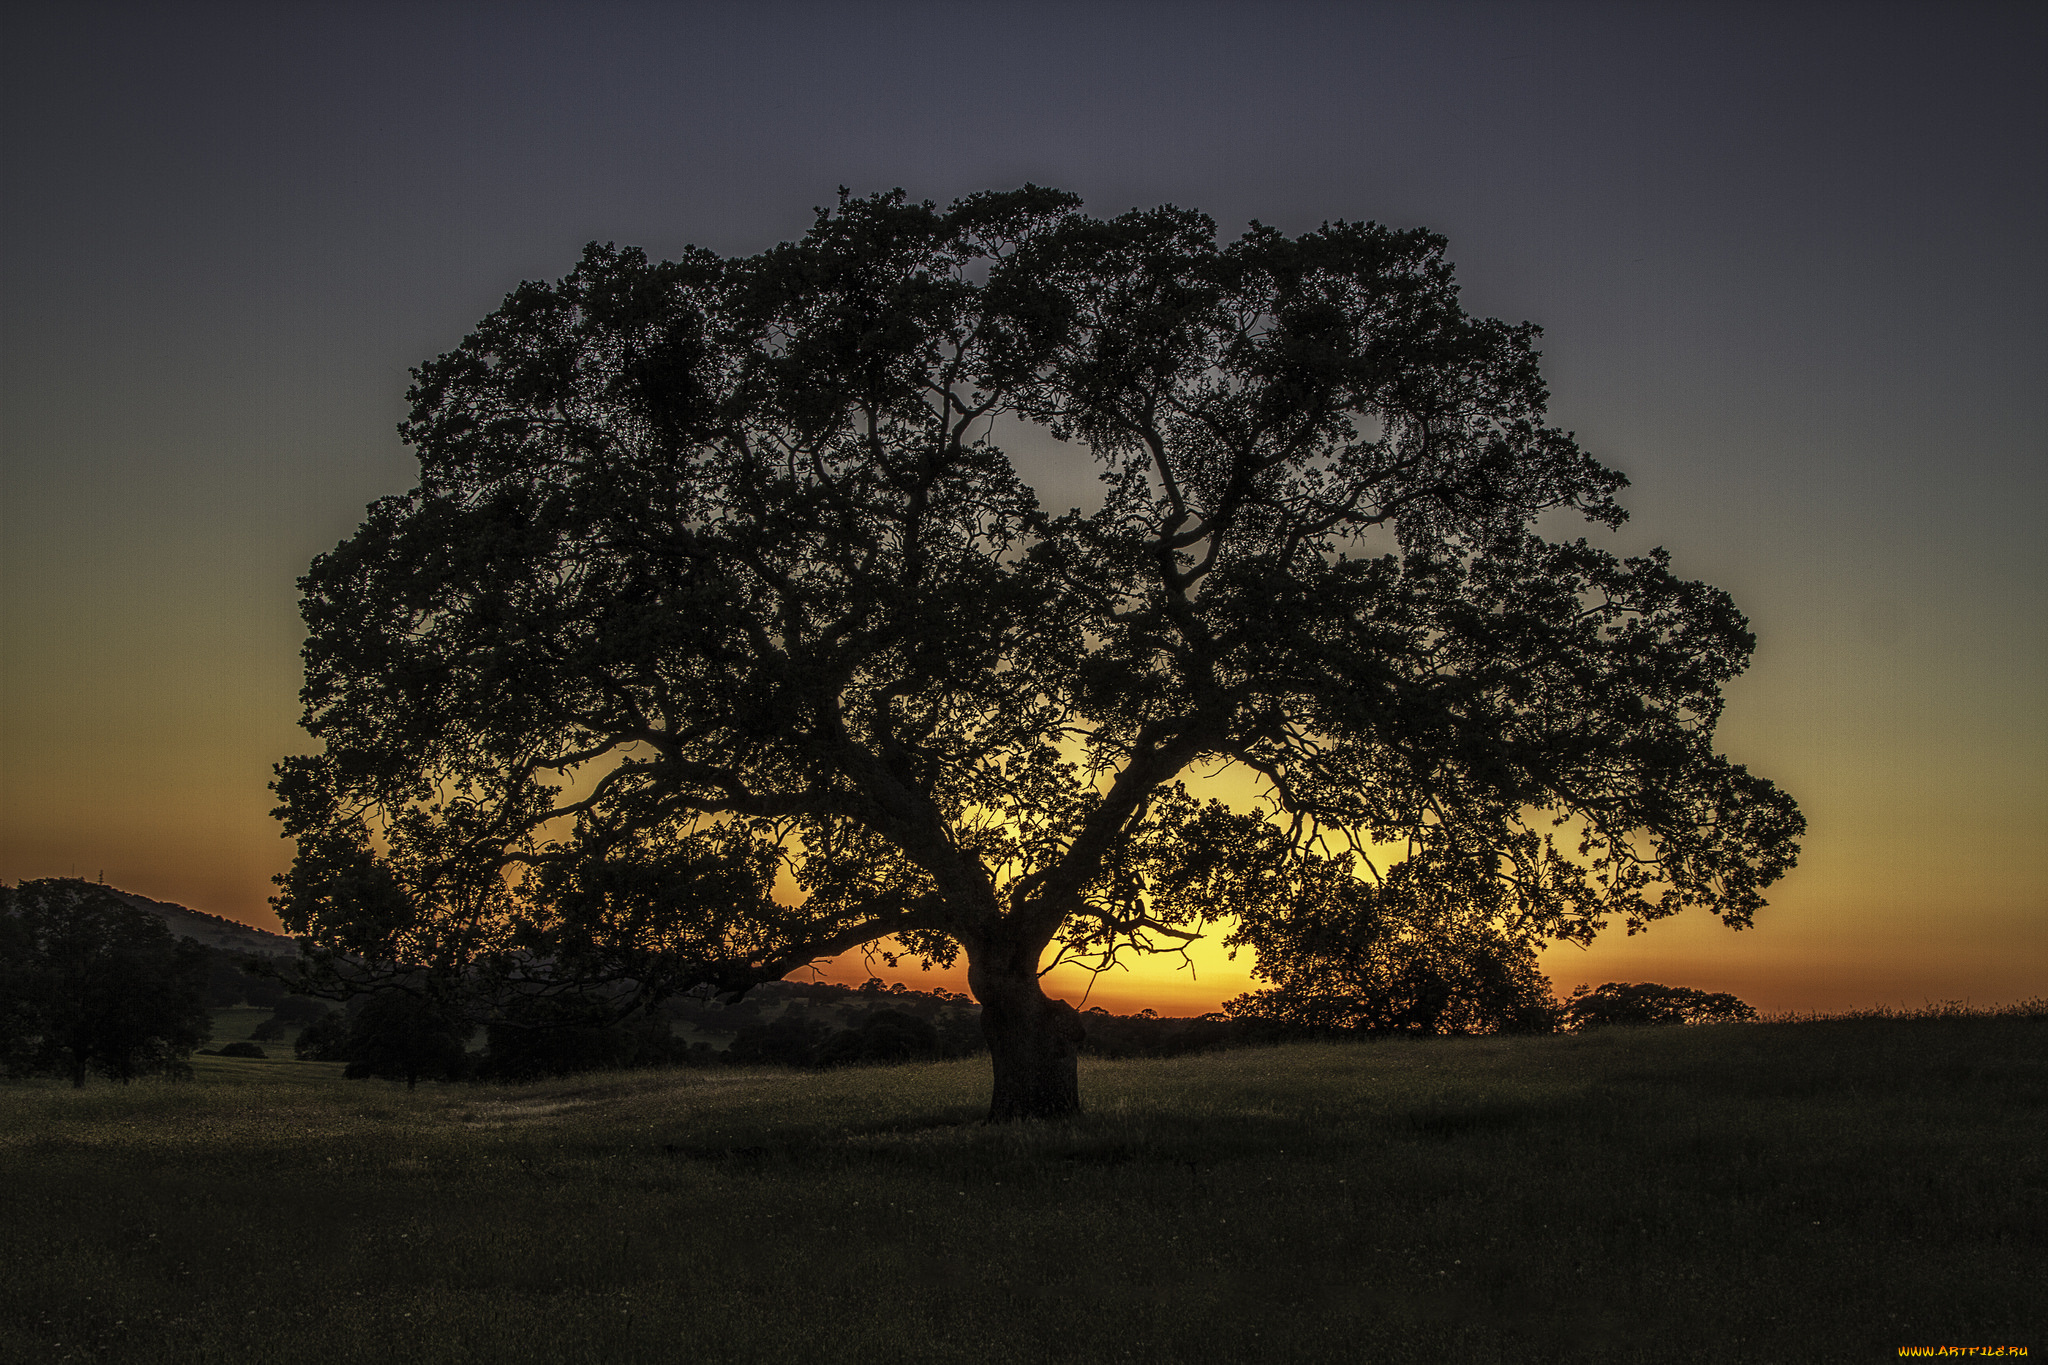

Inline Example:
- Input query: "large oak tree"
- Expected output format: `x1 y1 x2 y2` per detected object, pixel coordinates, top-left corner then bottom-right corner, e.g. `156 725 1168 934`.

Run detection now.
273 188 1802 1119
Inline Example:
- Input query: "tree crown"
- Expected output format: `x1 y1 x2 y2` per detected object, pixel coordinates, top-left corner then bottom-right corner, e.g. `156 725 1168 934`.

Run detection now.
274 188 1802 1004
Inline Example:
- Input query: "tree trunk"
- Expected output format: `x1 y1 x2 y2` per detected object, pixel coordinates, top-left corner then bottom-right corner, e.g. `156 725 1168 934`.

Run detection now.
971 959 1086 1122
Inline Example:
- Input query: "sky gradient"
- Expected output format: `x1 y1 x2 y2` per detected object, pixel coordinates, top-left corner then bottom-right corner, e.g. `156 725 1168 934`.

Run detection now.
3 1 2042 1016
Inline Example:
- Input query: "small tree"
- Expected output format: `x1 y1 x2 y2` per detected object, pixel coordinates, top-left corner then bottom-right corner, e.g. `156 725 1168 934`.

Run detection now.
1223 854 1560 1036
1561 981 1757 1029
275 188 1801 1119
0 879 212 1087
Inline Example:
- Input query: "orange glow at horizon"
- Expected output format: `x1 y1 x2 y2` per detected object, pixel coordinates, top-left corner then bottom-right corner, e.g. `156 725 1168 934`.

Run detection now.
4 718 2043 1020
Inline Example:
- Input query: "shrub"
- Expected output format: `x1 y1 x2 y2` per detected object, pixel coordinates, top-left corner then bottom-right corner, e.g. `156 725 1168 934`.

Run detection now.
216 1041 266 1058
724 1003 978 1069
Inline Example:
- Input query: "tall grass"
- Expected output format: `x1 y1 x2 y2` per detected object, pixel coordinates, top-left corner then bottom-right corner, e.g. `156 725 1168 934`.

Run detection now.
1759 996 2048 1023
2 1013 2040 1364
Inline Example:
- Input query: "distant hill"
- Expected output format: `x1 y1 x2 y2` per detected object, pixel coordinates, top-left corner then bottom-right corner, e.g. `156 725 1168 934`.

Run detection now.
109 888 297 957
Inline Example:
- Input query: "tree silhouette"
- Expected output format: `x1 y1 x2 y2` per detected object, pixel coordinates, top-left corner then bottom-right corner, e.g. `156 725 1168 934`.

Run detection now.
1561 981 1759 1029
1 879 212 1087
274 188 1801 1120
340 991 472 1088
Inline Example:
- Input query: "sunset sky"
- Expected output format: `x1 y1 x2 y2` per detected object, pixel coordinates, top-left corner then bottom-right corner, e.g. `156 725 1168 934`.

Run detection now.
3 1 2041 1017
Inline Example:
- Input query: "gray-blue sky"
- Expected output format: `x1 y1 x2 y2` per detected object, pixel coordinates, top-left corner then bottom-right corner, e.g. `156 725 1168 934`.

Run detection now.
3 1 2042 1009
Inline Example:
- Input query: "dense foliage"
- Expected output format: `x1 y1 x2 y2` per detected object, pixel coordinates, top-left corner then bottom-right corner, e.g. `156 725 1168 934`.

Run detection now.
275 187 1802 1117
0 879 212 1087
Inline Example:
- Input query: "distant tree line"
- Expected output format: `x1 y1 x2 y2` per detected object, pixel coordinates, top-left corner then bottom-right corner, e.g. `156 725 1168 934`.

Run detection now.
289 971 1769 1085
4 878 1766 1091
1557 981 1758 1029
266 853 1767 1083
287 977 994 1084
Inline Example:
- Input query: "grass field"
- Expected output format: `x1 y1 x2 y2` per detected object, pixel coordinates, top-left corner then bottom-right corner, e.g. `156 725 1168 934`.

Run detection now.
2 1015 2040 1364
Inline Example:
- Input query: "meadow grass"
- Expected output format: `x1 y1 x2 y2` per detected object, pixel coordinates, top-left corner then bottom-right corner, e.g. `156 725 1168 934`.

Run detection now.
1 1015 2040 1364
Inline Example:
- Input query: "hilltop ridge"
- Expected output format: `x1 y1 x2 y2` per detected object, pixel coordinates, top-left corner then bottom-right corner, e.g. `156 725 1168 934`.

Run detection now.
103 886 297 956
